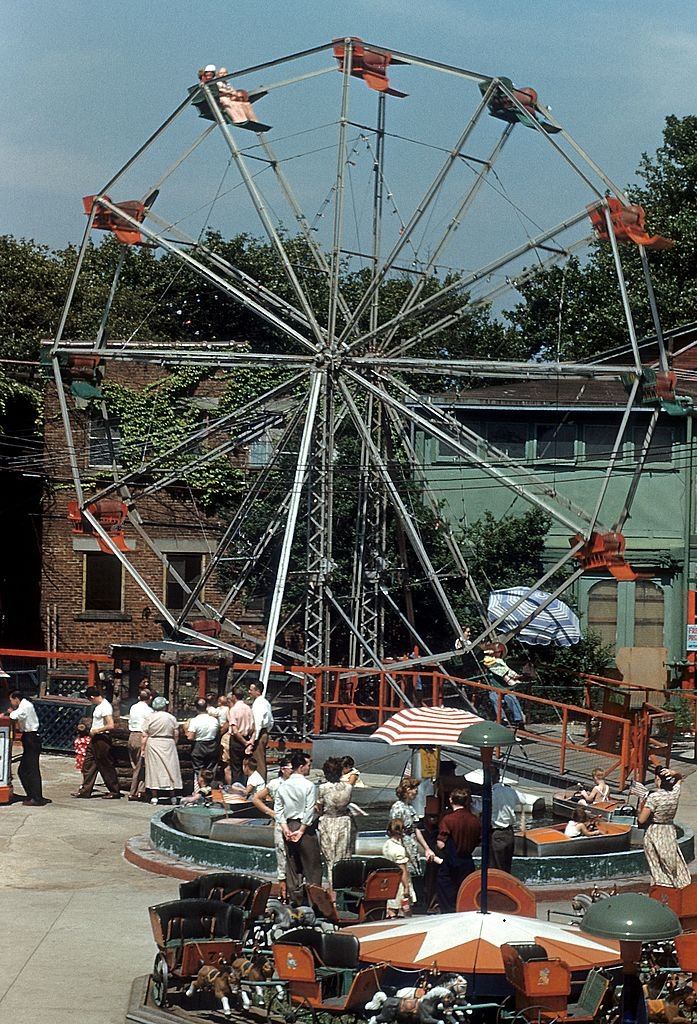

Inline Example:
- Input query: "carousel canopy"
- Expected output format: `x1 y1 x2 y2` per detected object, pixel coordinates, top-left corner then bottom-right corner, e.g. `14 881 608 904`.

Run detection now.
373 706 482 748
345 911 621 975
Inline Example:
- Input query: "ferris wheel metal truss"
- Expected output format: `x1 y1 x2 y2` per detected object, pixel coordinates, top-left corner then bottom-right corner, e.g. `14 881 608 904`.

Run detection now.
50 39 674 704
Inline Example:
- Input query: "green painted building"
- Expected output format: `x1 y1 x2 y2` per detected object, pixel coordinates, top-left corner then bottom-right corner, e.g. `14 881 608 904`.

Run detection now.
418 333 697 683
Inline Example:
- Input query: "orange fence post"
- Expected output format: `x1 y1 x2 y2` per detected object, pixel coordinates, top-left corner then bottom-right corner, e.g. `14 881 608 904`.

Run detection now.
313 671 323 735
560 706 568 776
619 720 631 789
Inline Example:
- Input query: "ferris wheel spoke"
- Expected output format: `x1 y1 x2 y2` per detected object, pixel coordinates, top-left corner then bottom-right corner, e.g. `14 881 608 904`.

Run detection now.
613 409 660 533
382 402 488 624
383 234 594 361
378 123 515 354
587 376 640 535
346 206 592 354
94 197 320 355
87 370 307 505
324 586 411 704
350 368 594 534
255 134 354 326
176 403 308 625
355 354 636 380
257 372 323 693
339 379 467 643
202 85 328 349
144 208 320 336
340 81 497 346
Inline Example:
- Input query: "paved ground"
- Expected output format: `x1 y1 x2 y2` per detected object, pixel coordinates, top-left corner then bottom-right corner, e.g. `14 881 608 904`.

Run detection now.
3 750 697 1023
0 754 175 1024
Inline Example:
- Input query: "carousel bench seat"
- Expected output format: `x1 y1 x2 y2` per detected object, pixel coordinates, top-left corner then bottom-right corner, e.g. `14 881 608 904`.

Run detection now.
150 898 246 948
308 859 402 925
273 928 383 1011
179 870 272 918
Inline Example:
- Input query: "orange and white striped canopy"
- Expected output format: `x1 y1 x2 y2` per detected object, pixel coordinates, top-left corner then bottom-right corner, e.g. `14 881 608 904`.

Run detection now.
345 911 621 974
373 706 482 748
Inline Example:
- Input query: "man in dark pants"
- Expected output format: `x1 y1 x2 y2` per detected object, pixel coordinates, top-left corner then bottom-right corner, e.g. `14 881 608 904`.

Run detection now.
273 750 322 904
72 687 121 799
436 787 481 912
490 765 523 873
8 692 49 806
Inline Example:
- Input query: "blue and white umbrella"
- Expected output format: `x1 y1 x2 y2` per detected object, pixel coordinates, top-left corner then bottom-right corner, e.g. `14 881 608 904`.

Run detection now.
487 587 581 647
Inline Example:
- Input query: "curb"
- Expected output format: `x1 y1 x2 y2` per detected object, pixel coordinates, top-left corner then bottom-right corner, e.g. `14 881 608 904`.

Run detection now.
125 833 660 901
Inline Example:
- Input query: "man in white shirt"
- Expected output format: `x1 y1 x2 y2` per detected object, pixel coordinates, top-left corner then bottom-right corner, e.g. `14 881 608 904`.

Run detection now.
7 692 48 806
247 682 273 780
127 689 154 801
186 697 220 791
490 765 524 873
252 755 293 897
72 687 121 799
273 751 321 903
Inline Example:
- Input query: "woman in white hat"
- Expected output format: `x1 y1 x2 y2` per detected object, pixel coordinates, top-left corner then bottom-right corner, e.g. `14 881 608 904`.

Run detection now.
140 696 183 805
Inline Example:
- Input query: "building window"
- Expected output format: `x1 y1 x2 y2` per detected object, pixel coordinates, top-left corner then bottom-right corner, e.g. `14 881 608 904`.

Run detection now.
84 552 123 611
536 422 576 461
487 420 527 459
633 423 673 464
587 580 618 647
165 553 203 610
583 420 624 460
634 581 665 647
88 416 121 468
248 436 272 468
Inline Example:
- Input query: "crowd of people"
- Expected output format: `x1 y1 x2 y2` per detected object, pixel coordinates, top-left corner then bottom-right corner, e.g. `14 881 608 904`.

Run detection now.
5 683 693 903
64 681 274 804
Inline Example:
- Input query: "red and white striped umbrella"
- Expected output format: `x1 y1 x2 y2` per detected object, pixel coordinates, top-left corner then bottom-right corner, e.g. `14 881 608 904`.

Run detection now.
373 706 482 748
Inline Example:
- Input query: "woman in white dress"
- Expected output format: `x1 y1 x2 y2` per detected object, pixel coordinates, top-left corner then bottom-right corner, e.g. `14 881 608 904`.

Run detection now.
141 696 182 804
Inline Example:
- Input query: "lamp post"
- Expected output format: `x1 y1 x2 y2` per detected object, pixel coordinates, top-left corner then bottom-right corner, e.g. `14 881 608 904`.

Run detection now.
583 892 681 1024
457 721 515 915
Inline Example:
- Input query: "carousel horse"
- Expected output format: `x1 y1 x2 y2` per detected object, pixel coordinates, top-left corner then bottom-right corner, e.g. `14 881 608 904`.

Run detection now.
366 975 469 1024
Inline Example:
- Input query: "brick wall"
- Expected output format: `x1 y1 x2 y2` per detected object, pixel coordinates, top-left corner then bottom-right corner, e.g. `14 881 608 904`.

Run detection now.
41 358 265 656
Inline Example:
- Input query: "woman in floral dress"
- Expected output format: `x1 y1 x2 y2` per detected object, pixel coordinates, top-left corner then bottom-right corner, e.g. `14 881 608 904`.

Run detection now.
318 757 355 902
389 779 435 877
638 766 690 888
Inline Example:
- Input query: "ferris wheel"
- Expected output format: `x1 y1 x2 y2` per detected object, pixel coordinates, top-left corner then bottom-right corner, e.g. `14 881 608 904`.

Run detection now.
50 38 676 697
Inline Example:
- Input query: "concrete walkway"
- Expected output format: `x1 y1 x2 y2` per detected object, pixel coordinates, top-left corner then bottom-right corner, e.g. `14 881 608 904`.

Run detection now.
0 755 176 1024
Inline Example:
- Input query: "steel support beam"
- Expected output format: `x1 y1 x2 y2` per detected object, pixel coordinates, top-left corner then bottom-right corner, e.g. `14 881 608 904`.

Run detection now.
258 372 322 694
340 380 467 642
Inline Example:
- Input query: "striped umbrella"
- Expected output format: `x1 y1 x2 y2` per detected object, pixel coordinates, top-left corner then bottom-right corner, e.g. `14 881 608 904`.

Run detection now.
487 587 581 647
373 706 482 748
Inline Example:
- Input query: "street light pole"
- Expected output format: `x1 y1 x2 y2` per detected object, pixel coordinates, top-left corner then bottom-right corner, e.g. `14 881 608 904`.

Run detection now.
458 721 516 916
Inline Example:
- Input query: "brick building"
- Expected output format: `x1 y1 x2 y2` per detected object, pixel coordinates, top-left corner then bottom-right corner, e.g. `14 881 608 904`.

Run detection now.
40 355 271 696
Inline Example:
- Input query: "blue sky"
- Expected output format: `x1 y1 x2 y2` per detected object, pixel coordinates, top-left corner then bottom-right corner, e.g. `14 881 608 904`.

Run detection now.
2 0 697 258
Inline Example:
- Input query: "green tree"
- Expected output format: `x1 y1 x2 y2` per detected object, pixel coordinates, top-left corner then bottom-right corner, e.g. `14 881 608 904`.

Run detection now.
504 115 697 360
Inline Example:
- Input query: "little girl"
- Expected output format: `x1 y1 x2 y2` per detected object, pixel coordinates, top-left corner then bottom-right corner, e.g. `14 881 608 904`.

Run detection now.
73 719 91 776
577 769 610 805
382 819 417 917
